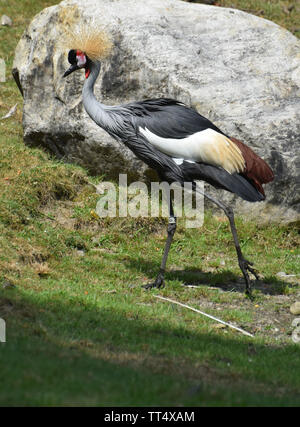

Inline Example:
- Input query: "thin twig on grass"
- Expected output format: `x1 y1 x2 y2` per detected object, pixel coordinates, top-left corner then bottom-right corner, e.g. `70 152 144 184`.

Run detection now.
154 295 254 338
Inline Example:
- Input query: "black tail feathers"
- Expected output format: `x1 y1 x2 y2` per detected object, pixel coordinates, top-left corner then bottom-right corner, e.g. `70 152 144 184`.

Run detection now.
181 161 265 202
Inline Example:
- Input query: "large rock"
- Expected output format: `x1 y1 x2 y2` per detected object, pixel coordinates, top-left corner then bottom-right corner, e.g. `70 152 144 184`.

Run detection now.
12 0 300 223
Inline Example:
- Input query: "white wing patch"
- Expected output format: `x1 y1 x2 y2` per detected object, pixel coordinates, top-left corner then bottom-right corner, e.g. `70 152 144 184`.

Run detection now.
172 158 184 165
140 127 245 174
172 158 196 165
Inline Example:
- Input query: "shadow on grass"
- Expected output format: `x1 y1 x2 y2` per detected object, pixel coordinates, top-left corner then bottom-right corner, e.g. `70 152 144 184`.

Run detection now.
125 258 294 296
1 283 299 406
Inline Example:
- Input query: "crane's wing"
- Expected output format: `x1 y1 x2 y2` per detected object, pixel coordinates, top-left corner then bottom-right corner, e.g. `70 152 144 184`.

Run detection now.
128 99 245 175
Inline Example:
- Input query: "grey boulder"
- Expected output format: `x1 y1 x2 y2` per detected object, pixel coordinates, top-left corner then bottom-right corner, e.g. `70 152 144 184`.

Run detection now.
12 0 300 223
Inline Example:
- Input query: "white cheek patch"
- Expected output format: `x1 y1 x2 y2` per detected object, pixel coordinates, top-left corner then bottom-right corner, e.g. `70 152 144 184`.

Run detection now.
77 52 87 68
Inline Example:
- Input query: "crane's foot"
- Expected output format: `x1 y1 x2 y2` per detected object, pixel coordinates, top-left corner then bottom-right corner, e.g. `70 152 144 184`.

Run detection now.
143 272 165 290
238 257 260 296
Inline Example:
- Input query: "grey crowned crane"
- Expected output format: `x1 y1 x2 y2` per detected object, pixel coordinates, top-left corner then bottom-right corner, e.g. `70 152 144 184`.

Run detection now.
63 29 274 295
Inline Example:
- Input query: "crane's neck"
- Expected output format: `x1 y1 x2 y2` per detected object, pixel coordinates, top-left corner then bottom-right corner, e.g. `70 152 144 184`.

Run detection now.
82 60 114 132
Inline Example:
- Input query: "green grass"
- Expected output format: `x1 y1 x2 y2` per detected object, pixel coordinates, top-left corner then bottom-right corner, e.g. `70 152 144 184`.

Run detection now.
187 0 300 39
0 0 300 407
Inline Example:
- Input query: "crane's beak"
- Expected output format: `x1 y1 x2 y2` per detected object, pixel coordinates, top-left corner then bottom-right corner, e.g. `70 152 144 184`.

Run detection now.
63 64 79 78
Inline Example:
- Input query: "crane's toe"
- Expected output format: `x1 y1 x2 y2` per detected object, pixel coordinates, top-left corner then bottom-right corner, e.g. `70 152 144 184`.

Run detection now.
242 258 259 280
238 257 260 295
143 274 165 290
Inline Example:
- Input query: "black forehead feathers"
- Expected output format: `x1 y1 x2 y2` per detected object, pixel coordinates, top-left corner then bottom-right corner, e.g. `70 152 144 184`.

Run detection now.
68 49 77 64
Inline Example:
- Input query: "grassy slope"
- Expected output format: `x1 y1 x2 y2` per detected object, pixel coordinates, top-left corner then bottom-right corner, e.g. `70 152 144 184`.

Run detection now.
0 0 300 406
188 0 300 38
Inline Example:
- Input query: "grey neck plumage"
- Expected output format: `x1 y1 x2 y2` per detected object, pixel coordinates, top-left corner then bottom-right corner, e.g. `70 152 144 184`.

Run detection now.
82 60 107 126
82 60 128 138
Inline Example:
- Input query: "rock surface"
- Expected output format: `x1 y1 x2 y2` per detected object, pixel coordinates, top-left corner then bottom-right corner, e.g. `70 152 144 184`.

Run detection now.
290 302 300 316
0 58 5 83
1 15 12 26
12 0 300 223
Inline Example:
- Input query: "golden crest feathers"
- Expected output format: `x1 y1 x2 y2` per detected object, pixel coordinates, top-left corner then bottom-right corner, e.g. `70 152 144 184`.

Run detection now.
65 26 112 61
58 6 112 61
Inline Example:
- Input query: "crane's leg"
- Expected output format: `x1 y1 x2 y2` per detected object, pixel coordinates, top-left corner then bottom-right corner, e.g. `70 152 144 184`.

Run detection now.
143 201 176 289
194 185 259 295
221 204 259 295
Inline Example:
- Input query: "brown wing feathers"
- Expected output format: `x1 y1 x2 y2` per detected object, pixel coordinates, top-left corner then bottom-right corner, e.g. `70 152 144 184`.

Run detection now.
230 137 274 197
